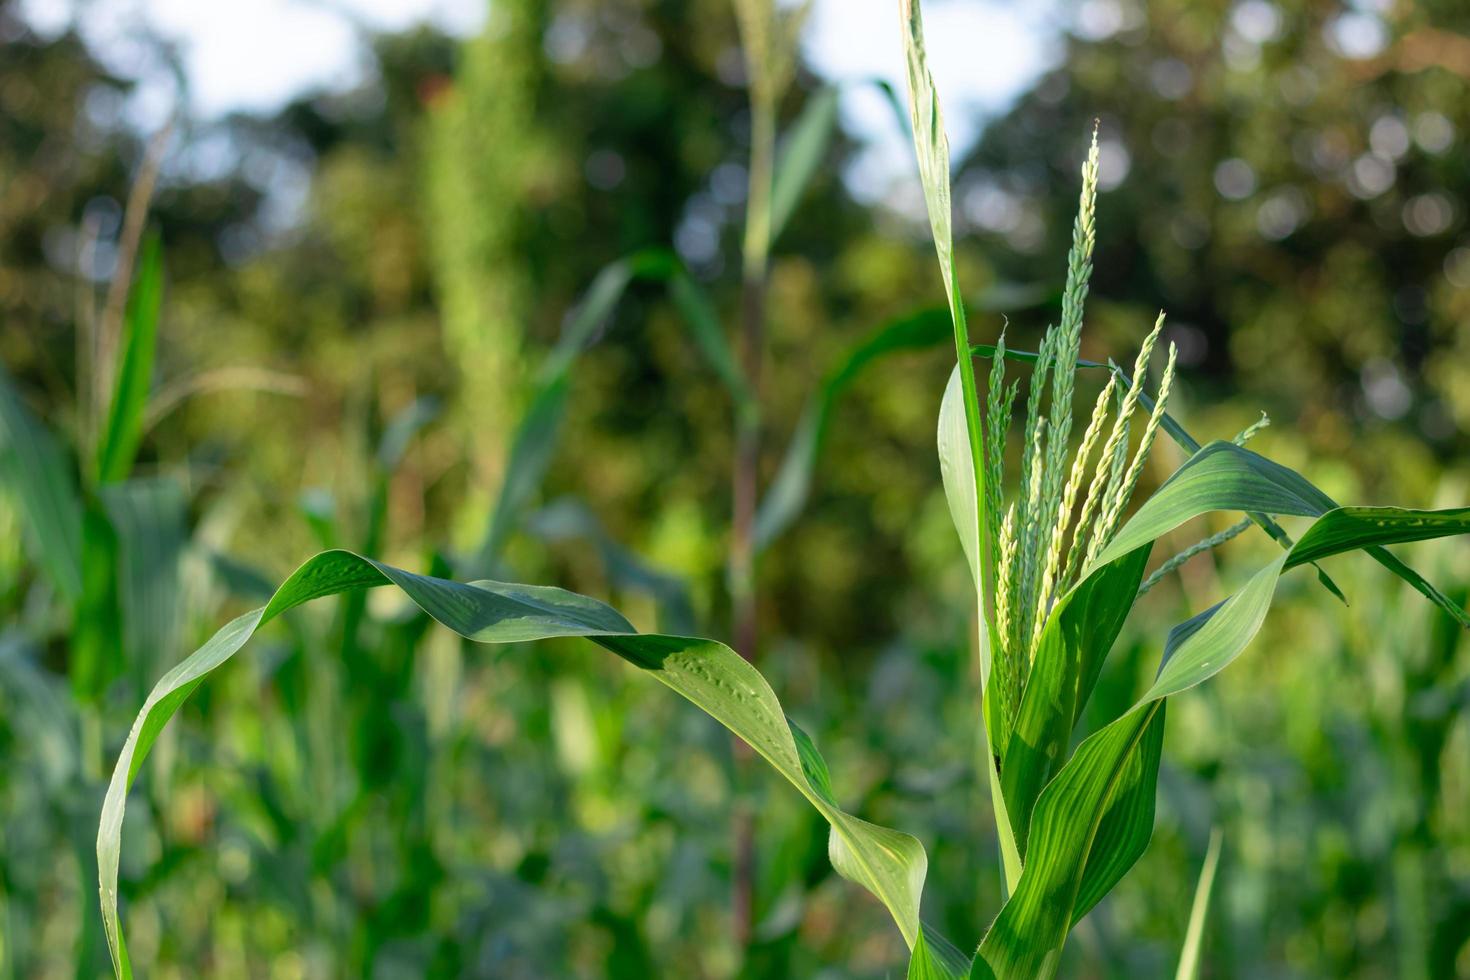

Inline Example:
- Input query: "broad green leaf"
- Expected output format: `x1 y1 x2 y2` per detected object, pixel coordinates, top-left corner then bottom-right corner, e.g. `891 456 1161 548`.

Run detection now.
0 363 83 600
99 551 932 977
97 233 163 485
769 85 839 243
1175 829 1223 980
756 307 950 549
1285 506 1470 569
1085 441 1329 574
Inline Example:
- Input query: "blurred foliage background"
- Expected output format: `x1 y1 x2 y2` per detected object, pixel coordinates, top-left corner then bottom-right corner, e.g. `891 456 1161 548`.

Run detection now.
1 0 1468 976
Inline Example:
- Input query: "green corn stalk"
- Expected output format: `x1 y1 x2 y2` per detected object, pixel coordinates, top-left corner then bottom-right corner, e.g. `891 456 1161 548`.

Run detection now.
900 0 1470 975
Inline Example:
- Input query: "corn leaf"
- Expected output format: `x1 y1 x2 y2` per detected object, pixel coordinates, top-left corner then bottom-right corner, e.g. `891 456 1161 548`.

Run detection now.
999 545 1150 856
98 550 933 978
908 926 977 979
1175 829 1224 980
0 364 83 601
756 307 950 549
769 85 839 243
96 233 163 485
99 478 187 686
937 366 1021 890
476 249 751 573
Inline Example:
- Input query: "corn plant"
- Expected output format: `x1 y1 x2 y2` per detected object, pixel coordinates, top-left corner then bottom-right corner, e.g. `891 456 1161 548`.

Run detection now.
93 4 1470 978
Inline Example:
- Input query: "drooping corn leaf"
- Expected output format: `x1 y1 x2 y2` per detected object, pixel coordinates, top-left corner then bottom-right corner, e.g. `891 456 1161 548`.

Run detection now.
97 233 163 485
0 363 83 601
977 498 1470 977
98 550 933 978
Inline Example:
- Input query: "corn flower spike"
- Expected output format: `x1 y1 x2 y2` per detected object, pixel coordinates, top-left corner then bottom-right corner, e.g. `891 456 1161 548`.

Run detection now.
1233 412 1270 446
1136 517 1253 597
984 330 1016 585
1015 416 1049 664
1078 313 1165 571
1094 342 1178 549
1034 373 1115 635
1036 132 1100 591
994 502 1020 727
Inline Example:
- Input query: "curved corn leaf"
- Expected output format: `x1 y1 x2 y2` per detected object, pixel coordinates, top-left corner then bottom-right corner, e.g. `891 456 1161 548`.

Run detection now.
97 233 163 485
978 498 1470 977
99 550 932 978
0 364 82 600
